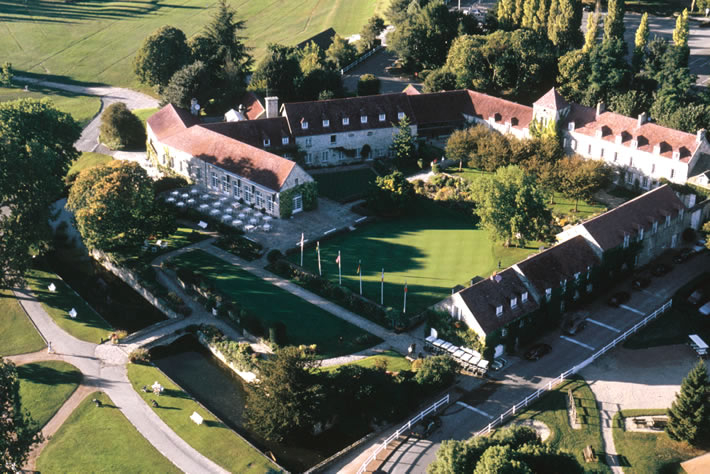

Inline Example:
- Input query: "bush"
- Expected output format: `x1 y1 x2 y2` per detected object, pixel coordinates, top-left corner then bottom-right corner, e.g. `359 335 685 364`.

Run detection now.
267 249 283 264
99 102 146 150
154 176 189 194
682 227 696 243
269 321 288 346
214 235 262 261
431 162 440 174
414 355 458 389
129 347 151 364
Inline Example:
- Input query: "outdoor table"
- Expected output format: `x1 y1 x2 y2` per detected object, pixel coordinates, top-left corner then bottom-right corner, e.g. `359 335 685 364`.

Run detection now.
219 197 228 203
263 224 271 232
199 203 209 210
460 353 473 363
190 188 199 195
244 224 255 232
212 201 221 207
469 352 481 365
209 209 220 216
440 342 453 352
232 220 243 227
243 207 252 214
446 344 459 354
453 349 465 359
171 190 179 196
201 194 210 200
223 208 232 214
263 215 273 222
176 201 185 207
187 198 196 205
222 214 232 221
238 213 246 219
249 218 258 225
232 202 241 209
181 193 189 199
166 197 175 203
477 359 489 370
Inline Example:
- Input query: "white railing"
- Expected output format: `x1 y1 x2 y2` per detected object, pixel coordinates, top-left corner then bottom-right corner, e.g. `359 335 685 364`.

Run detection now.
474 299 673 437
357 394 450 474
341 45 385 75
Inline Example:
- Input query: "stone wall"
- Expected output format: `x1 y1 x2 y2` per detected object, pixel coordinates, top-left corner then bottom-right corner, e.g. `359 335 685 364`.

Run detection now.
196 332 258 383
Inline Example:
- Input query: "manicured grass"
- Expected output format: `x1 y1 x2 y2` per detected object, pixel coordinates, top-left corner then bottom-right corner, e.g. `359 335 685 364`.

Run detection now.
17 361 82 429
313 167 378 203
127 363 280 473
320 349 411 373
612 409 704 473
0 289 45 356
36 391 180 473
1 0 389 91
24 267 112 344
292 200 536 315
172 249 380 358
0 85 101 127
133 107 159 126
512 377 610 472
66 152 113 177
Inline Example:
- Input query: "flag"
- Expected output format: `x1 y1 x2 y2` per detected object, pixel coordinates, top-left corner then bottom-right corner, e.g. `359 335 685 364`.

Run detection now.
316 241 322 276
381 268 384 282
404 282 408 293
356 261 361 274
335 253 341 264
300 232 304 266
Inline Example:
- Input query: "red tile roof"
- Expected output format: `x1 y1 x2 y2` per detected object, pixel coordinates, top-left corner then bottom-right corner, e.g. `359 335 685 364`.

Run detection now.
402 84 421 95
240 91 265 120
565 104 699 162
467 90 533 130
201 118 291 149
533 88 568 111
146 104 198 141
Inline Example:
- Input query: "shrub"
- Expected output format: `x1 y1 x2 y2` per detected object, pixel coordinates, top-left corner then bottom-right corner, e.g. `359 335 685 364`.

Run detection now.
129 347 151 364
415 355 458 388
99 102 146 150
214 235 262 261
431 162 440 174
682 227 696 243
154 176 189 194
242 313 265 338
267 249 283 264
358 74 381 96
269 321 288 346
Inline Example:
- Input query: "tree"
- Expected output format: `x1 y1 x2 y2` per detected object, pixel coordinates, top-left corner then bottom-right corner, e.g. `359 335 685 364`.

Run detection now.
250 43 301 101
359 16 386 52
161 61 212 109
244 347 326 442
521 0 538 29
1 62 12 86
386 0 413 26
391 115 416 163
608 89 651 117
357 73 381 96
67 161 176 251
133 26 191 91
667 360 710 445
632 13 649 72
0 99 81 285
548 0 583 52
414 355 458 388
474 445 532 474
423 67 458 92
367 171 416 215
445 125 511 171
532 0 547 34
99 102 146 151
604 0 625 42
556 155 610 212
582 12 599 52
497 0 517 30
298 68 344 101
1 359 42 471
587 38 630 104
673 9 690 48
325 35 357 70
557 49 590 104
470 165 552 246
299 41 326 75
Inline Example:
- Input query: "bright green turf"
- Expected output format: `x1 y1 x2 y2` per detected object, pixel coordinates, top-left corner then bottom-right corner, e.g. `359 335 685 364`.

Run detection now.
320 349 411 373
1 0 390 90
0 85 101 127
0 289 46 356
292 200 537 315
127 363 280 473
17 361 82 429
133 107 159 126
24 268 113 344
313 167 378 203
66 152 113 177
36 391 180 473
171 249 380 358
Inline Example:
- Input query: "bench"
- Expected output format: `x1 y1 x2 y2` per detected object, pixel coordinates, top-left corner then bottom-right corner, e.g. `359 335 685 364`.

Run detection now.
583 445 597 463
633 418 647 427
652 417 668 428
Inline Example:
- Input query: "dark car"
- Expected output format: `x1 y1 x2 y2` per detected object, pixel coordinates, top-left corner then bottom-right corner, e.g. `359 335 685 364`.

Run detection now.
651 263 671 276
525 343 552 361
563 315 588 336
607 291 630 307
632 276 651 290
673 248 694 264
491 357 508 371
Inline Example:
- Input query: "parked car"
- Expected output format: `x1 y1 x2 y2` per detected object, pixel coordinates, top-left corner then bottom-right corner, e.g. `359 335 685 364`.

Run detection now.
700 301 710 316
607 291 630 307
563 314 588 336
525 343 552 361
673 248 694 263
632 276 651 290
693 239 706 254
651 263 671 276
410 415 441 439
688 290 705 305
491 357 508 371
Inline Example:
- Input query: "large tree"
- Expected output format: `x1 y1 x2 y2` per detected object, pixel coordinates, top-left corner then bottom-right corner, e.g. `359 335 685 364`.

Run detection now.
250 43 302 101
547 0 583 53
0 99 81 285
1 359 42 470
604 0 626 42
632 13 649 73
367 171 416 216
667 360 710 445
359 16 386 52
444 125 511 171
673 9 690 48
133 26 191 91
99 102 146 151
391 115 416 163
67 161 175 251
325 35 358 70
161 60 212 109
556 155 610 212
470 165 552 246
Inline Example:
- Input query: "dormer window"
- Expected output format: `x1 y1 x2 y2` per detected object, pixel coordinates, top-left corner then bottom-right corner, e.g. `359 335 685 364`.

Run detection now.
496 305 503 317
631 139 638 149
623 234 630 248
361 115 367 124
342 117 350 125
574 272 580 281
323 119 330 127
521 292 528 303
282 137 289 145
510 297 518 309
379 113 386 121
561 279 567 290
545 288 552 301
653 221 658 234
679 208 685 220
638 227 644 241
263 138 270 147
301 120 308 130
665 215 671 227
397 112 405 120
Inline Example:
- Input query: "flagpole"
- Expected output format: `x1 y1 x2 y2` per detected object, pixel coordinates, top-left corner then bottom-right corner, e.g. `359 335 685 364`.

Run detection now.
359 259 362 295
317 241 322 276
300 232 304 267
403 281 407 314
381 268 384 305
338 250 342 285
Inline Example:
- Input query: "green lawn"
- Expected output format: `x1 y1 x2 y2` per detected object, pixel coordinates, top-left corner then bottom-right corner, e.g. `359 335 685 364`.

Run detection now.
66 152 113 177
313 168 378 203
511 377 610 473
0 85 100 127
292 200 536 315
133 107 160 126
127 363 280 473
17 361 82 429
24 267 113 344
320 349 411 373
612 409 704 473
0 289 45 356
1 0 389 91
172 249 380 358
36 391 180 473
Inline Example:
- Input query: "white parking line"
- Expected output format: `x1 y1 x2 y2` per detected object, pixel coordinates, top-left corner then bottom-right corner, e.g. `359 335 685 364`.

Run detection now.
587 318 621 333
456 401 493 419
560 335 595 351
619 304 644 316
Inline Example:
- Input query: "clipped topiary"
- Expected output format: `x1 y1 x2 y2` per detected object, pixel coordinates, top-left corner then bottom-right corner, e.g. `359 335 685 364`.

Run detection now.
99 102 146 150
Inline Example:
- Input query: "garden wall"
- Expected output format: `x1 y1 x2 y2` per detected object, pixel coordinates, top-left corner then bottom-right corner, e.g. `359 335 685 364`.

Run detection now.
196 332 258 383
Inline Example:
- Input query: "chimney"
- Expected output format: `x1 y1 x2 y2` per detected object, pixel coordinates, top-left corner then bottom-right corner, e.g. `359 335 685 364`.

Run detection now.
265 96 279 119
698 129 707 143
637 112 647 128
596 102 605 118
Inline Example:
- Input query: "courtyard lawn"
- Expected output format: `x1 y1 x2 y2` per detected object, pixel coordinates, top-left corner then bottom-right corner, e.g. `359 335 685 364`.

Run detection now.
292 201 537 315
133 107 160 126
612 409 704 473
66 152 113 177
0 289 45 356
17 361 82 429
24 267 112 344
172 250 380 358
509 377 610 473
0 85 100 127
313 167 378 203
127 363 280 473
0 0 389 91
320 349 411 373
36 391 180 473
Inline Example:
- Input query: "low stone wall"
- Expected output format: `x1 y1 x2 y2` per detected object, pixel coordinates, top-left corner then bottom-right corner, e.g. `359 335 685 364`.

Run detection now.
90 249 181 320
196 332 258 383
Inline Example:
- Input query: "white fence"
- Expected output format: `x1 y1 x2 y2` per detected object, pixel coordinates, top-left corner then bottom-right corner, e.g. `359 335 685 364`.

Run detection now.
341 45 385 75
357 394 450 474
474 299 673 437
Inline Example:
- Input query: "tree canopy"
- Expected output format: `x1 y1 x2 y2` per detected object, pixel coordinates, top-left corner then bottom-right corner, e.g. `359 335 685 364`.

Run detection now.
555 155 611 212
1 359 42 470
160 60 212 109
325 35 357 70
99 102 146 151
667 360 710 445
250 43 301 101
133 26 191 91
359 16 386 52
368 170 416 216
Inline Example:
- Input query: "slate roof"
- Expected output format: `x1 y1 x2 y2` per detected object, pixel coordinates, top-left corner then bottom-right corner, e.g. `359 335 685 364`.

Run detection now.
201 118 292 149
408 90 474 125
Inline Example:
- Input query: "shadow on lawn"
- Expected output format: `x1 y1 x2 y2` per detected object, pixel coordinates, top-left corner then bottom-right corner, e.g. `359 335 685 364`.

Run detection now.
17 362 82 386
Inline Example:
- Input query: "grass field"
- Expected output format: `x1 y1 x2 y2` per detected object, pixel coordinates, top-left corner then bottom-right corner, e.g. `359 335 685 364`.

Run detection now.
319 349 411 373
66 152 113 177
0 289 45 356
171 249 380 358
17 361 82 429
24 267 113 344
133 107 159 126
313 167 378 203
36 391 180 473
0 85 100 127
292 200 537 315
612 409 704 473
127 363 280 473
1 0 390 91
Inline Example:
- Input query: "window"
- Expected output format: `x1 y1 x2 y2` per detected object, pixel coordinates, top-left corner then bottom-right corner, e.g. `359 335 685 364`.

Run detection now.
305 137 312 147
600 147 605 158
670 169 675 179
232 181 240 198
638 227 644 241
245 185 253 204
642 177 648 188
501 328 508 337
623 234 630 248
295 178 299 186
653 221 658 234
255 190 264 209
613 152 618 162
282 137 289 145
293 194 303 213
367 131 373 136
563 138 568 148
586 283 593 293
398 112 405 120
222 175 229 192
571 139 577 150
342 117 349 125
379 113 386 122
323 119 330 127
665 215 671 227
211 172 218 188
545 288 552 301
330 134 337 144
301 121 308 130
679 208 684 220
267 194 274 213
360 115 367 123
263 138 270 147
587 144 592 154
522 292 528 303
651 164 656 174
629 157 633 167
321 151 329 163
305 153 313 164
194 168 201 180
496 305 503 317
510 297 517 309
574 272 581 281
